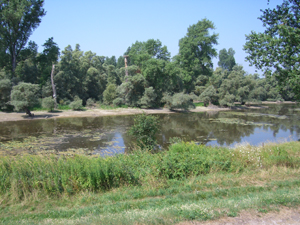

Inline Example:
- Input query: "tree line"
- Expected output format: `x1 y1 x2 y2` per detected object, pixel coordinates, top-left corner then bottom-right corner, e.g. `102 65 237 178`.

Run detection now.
0 0 297 114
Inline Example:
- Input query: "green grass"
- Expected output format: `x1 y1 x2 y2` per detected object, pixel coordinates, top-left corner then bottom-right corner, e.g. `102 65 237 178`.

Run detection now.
0 141 300 224
56 104 72 110
194 102 204 107
98 104 129 110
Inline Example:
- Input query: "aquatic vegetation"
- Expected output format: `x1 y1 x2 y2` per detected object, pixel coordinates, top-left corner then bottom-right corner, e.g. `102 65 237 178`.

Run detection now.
209 117 273 126
221 111 289 120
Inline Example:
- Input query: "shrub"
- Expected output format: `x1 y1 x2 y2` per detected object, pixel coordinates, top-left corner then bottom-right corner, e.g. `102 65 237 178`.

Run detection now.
86 98 95 108
103 83 117 105
113 97 124 106
10 82 40 116
128 113 159 149
0 78 12 110
199 85 218 106
140 87 157 108
42 97 55 111
162 92 195 111
70 96 83 110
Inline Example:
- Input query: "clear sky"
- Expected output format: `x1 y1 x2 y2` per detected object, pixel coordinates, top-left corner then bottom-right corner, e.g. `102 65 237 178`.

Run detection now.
30 0 283 75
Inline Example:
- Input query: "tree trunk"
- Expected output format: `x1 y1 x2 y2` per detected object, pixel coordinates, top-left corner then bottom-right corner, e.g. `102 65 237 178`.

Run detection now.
50 64 57 109
25 107 34 117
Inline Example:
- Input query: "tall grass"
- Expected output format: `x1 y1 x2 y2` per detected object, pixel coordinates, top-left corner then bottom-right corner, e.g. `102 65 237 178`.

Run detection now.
0 142 299 202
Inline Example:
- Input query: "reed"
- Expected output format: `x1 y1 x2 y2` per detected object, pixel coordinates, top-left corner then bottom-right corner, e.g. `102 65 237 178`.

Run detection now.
0 141 299 202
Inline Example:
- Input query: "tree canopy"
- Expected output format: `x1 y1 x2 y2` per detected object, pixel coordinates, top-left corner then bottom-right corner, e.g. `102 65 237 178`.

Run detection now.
218 48 236 71
244 0 300 99
176 19 218 92
0 0 46 75
0 5 295 113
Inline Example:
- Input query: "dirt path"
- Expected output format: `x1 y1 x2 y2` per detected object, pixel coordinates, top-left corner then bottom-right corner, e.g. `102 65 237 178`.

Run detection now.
178 206 300 225
0 107 230 123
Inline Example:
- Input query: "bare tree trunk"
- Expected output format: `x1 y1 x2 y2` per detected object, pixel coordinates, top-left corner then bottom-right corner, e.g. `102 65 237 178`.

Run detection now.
51 64 57 109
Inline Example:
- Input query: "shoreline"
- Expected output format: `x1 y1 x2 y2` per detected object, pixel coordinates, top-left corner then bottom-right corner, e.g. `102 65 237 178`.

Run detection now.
0 103 289 123
0 106 230 123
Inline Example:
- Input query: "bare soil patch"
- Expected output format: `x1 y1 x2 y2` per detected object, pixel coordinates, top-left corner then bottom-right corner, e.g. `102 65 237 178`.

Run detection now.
178 206 300 225
0 107 229 123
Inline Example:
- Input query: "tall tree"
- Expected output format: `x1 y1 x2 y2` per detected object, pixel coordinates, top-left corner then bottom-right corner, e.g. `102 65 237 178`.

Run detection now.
0 0 46 75
244 0 300 99
37 37 60 85
126 39 170 67
218 48 236 71
176 19 218 92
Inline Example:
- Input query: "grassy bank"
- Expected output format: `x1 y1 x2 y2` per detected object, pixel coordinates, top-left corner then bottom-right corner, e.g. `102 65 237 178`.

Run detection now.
0 141 300 224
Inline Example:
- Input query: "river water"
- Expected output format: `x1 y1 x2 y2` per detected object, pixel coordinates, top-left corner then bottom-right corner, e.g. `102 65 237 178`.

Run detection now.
0 104 299 156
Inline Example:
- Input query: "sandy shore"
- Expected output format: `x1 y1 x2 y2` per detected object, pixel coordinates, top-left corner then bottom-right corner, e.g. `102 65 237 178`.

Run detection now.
0 106 233 123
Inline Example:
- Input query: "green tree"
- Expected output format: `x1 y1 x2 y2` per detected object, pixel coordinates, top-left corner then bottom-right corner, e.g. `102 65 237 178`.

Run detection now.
244 0 300 99
218 48 236 71
115 73 146 107
42 96 55 111
105 56 117 67
126 39 170 67
199 85 218 106
176 19 218 91
116 56 125 69
103 83 117 105
55 45 106 102
10 82 40 116
14 41 39 84
0 0 46 74
37 37 60 85
0 77 11 110
140 87 157 108
69 96 83 110
162 92 195 111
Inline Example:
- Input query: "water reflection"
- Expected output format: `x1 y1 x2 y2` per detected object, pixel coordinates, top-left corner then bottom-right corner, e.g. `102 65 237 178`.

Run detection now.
0 104 299 155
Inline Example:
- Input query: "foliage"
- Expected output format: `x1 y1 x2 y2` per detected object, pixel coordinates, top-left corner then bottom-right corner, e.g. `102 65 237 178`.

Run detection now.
244 0 300 100
103 83 117 105
113 97 124 106
218 48 236 71
10 82 40 112
176 19 218 91
128 113 159 148
199 85 218 106
0 141 299 202
36 37 60 85
126 39 170 67
116 74 146 107
140 86 157 108
162 92 195 111
69 96 83 110
42 96 55 111
55 45 107 102
0 78 11 110
0 0 46 73
86 98 95 108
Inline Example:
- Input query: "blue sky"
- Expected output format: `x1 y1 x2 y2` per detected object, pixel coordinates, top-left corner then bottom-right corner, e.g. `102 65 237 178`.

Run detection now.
30 0 283 74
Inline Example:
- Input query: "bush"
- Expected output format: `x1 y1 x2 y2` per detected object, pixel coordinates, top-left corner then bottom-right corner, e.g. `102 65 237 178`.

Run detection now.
128 113 159 149
86 98 95 108
0 78 12 110
199 85 218 106
70 96 83 110
162 92 195 111
113 97 124 106
140 87 157 108
42 97 55 111
10 82 40 116
103 83 117 105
